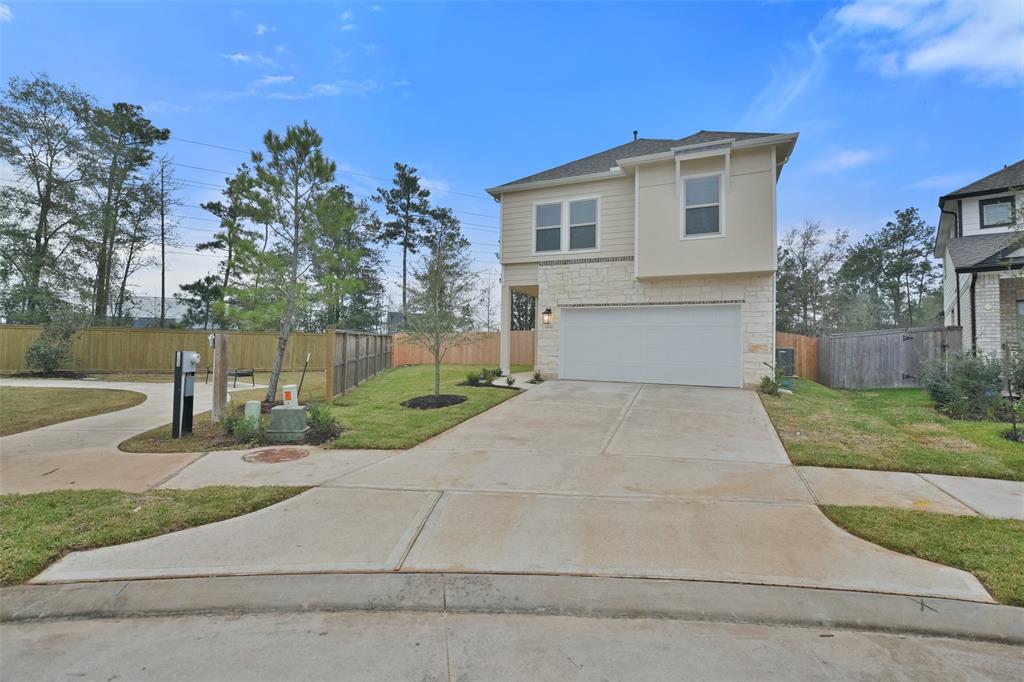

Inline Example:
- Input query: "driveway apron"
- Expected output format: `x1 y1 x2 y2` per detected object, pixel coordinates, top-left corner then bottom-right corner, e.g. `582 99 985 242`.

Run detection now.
36 380 993 602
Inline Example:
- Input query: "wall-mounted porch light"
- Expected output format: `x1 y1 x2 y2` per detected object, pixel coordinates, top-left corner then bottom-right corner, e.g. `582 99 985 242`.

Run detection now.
542 308 553 325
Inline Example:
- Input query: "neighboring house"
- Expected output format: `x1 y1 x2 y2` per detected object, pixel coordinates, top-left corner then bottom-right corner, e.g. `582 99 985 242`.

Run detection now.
934 159 1024 357
126 296 190 328
487 130 798 388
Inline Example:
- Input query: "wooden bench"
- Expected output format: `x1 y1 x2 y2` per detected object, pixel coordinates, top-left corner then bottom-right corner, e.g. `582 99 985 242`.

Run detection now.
205 367 256 388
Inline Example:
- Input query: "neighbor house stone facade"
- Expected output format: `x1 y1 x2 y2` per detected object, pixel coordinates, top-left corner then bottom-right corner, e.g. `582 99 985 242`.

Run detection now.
534 257 774 388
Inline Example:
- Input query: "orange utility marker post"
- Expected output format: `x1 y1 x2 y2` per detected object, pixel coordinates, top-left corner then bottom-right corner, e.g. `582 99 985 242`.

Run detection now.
211 333 229 423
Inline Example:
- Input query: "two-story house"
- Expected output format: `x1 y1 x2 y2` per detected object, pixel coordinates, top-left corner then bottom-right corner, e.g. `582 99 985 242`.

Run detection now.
487 130 798 388
934 159 1024 356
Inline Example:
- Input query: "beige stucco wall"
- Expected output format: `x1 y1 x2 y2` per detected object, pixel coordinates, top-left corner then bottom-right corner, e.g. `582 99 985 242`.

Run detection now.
499 176 635 264
534 257 774 388
635 147 775 278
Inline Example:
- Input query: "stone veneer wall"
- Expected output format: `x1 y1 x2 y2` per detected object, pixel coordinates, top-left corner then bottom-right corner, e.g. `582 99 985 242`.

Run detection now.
535 257 774 388
999 275 1024 351
973 273 1002 356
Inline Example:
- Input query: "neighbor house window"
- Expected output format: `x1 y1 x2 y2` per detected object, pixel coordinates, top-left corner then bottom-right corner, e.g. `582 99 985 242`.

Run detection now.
535 202 561 252
980 197 1014 229
568 198 597 250
683 174 721 237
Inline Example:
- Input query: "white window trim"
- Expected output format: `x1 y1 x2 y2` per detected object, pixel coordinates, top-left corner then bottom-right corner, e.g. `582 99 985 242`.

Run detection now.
679 170 726 240
533 200 563 254
531 195 601 255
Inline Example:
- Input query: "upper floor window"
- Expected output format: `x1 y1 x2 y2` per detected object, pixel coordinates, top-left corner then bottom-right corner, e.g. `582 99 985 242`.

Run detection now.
534 198 599 253
980 196 1014 229
682 174 722 237
535 202 561 252
569 199 597 250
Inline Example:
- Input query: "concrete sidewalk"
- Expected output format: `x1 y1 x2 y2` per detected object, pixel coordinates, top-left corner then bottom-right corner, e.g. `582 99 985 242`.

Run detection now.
0 378 221 493
799 466 1024 519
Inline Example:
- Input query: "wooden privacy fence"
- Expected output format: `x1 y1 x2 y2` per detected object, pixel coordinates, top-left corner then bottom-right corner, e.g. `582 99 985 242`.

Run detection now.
0 324 328 373
324 328 393 400
391 331 535 367
775 332 818 382
817 326 962 390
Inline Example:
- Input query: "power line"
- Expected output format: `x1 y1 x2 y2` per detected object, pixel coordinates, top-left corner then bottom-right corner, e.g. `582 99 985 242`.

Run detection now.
167 137 496 203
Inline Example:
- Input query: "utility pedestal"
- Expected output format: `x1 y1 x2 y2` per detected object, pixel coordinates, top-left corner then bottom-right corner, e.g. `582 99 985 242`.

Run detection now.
172 350 200 438
264 384 307 443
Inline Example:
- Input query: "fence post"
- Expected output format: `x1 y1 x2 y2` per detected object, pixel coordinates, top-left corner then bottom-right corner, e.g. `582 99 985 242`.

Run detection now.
340 332 348 396
324 326 336 401
211 333 229 423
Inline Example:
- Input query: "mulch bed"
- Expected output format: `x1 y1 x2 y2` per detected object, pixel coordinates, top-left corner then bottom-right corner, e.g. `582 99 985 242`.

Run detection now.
456 381 521 390
401 394 468 410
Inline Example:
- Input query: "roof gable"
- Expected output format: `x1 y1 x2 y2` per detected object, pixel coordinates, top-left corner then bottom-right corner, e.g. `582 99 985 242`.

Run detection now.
489 130 788 194
943 159 1024 200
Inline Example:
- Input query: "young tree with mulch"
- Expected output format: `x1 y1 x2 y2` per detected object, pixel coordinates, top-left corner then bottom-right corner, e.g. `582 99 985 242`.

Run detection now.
404 207 478 398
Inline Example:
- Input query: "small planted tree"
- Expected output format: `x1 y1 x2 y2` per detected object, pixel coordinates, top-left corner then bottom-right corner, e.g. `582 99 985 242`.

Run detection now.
403 208 478 401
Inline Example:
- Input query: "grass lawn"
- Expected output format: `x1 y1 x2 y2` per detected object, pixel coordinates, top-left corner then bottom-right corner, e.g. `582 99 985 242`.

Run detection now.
0 386 146 437
330 364 525 449
0 487 305 584
120 365 527 452
761 379 1024 480
824 506 1024 606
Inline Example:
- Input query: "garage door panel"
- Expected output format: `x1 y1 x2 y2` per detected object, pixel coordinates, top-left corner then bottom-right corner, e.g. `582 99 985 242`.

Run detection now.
559 305 742 387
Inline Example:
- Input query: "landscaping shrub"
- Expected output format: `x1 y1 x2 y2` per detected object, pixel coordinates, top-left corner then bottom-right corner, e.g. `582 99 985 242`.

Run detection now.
759 363 783 396
24 311 82 374
479 368 495 383
306 403 342 444
222 413 263 444
465 371 481 386
921 352 1003 420
25 335 72 374
530 370 544 384
506 376 516 386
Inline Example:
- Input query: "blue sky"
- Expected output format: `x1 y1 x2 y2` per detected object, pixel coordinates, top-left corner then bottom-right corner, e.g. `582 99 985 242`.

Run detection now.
1 0 1022 303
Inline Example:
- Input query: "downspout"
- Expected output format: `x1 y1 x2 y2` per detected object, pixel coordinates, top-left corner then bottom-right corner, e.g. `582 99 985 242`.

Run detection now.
969 273 978 351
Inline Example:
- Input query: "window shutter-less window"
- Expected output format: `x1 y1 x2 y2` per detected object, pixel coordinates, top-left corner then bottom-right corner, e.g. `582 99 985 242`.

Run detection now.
684 175 721 236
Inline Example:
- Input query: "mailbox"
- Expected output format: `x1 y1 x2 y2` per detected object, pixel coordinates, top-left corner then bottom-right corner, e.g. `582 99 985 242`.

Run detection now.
172 350 201 438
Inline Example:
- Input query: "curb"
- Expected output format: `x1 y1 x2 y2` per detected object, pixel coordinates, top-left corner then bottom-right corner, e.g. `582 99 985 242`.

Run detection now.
2 573 1021 644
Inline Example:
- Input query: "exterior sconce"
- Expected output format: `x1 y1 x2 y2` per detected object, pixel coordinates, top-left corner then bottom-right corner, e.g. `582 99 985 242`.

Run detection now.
542 308 553 325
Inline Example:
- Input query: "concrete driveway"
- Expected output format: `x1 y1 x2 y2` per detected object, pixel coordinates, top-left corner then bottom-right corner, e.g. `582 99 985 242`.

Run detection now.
37 380 991 602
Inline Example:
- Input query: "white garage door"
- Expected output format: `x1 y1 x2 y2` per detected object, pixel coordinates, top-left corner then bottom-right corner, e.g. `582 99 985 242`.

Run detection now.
559 305 742 387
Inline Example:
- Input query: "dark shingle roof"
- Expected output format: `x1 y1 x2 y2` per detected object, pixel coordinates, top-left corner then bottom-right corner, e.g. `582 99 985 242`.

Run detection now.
943 159 1024 200
492 130 785 191
947 233 1024 270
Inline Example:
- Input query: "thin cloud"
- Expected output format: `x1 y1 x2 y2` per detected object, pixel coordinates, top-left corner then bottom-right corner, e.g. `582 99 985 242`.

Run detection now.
266 79 384 100
255 23 275 36
340 23 357 31
812 147 885 173
221 52 276 66
0 3 12 22
831 0 1024 86
910 172 974 191
254 75 294 87
340 10 353 21
739 35 827 128
370 4 382 11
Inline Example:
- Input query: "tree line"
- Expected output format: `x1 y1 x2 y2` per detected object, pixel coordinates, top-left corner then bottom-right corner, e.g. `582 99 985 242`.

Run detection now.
776 207 941 336
1 74 485 399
